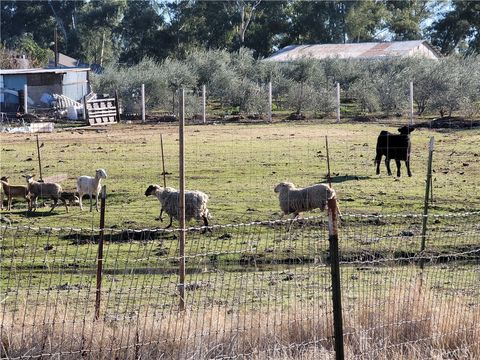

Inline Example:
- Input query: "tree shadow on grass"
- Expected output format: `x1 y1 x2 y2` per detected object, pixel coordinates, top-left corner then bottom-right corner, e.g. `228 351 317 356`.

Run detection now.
60 229 178 244
320 175 372 183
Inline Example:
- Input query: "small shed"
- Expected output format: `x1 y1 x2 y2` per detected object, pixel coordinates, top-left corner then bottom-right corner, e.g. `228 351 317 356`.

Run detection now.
264 40 442 62
0 67 90 113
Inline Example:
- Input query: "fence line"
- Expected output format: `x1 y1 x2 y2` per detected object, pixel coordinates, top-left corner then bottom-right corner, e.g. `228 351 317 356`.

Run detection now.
1 210 479 359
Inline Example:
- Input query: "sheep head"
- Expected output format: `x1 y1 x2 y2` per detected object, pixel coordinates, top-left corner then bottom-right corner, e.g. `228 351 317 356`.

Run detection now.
95 169 108 179
22 174 36 184
274 182 295 193
0 176 9 182
145 185 161 197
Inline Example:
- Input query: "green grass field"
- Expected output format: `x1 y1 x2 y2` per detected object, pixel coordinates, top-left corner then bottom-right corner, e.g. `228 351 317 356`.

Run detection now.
1 120 479 229
1 120 479 358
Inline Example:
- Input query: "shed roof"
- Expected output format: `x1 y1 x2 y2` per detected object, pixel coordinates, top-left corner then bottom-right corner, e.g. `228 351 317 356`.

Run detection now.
265 40 442 62
0 67 90 76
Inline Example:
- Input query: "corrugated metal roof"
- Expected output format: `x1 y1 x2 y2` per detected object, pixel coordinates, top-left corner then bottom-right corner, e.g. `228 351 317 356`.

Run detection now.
0 67 90 75
265 40 441 62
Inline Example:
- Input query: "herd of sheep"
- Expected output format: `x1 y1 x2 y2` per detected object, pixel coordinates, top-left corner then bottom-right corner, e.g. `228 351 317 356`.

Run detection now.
0 168 108 213
0 125 414 229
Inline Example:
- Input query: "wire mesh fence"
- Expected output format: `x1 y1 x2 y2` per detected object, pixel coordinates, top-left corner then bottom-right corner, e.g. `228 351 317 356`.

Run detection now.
1 211 479 359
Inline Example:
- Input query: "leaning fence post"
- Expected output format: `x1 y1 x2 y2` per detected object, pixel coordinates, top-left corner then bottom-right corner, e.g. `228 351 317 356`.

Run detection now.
328 195 344 360
178 88 186 311
160 133 167 188
325 136 332 188
420 137 435 270
95 185 107 320
35 135 43 181
141 84 146 123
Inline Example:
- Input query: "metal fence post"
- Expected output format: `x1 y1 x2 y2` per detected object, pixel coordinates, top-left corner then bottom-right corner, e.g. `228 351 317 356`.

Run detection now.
178 89 186 311
328 195 344 360
420 137 435 270
95 185 107 320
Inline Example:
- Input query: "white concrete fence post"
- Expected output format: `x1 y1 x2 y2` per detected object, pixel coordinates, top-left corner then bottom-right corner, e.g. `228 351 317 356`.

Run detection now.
202 84 206 124
336 82 340 123
24 84 28 114
268 81 272 122
409 81 414 126
141 83 146 123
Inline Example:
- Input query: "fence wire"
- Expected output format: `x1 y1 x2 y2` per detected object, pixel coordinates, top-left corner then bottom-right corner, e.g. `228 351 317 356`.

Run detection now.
1 212 479 359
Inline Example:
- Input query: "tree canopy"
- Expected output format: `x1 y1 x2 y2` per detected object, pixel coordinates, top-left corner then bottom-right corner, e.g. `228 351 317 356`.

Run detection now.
1 0 479 66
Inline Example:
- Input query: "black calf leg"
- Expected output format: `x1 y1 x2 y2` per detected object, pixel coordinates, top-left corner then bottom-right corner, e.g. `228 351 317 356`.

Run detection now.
395 159 401 177
406 160 412 177
385 158 392 176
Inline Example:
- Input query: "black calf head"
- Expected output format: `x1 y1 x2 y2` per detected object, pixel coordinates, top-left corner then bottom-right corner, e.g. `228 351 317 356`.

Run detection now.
397 126 415 135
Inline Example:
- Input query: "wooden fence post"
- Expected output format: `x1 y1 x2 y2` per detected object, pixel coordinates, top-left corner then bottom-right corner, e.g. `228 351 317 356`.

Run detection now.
160 134 167 188
328 195 344 360
114 90 121 122
95 185 107 320
35 135 43 181
178 89 186 311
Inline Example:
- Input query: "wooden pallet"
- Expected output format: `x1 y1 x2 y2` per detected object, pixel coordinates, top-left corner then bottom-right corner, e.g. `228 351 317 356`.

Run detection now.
84 93 119 125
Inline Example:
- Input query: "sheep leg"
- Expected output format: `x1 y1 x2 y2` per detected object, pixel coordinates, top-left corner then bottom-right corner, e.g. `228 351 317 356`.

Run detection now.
165 216 173 229
385 158 392 176
201 215 211 233
7 196 12 211
89 194 93 212
395 159 402 177
95 192 99 212
406 159 412 177
156 208 164 222
62 198 69 213
78 193 84 211
49 198 58 212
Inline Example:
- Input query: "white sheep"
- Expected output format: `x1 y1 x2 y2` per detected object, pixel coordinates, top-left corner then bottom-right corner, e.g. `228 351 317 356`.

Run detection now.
77 169 108 211
274 182 336 218
24 174 68 212
144 185 211 229
1 176 30 210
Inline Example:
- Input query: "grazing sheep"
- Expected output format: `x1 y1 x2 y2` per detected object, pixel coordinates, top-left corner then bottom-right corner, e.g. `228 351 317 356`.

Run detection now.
77 169 107 211
144 185 211 229
375 125 415 177
274 182 336 218
24 175 68 212
0 176 30 210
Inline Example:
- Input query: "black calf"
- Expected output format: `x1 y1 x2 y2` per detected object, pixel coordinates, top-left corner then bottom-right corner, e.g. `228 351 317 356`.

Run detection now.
375 125 414 177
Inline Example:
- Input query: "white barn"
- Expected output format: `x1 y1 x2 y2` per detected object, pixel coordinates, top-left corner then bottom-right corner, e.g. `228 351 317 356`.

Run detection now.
264 40 441 62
